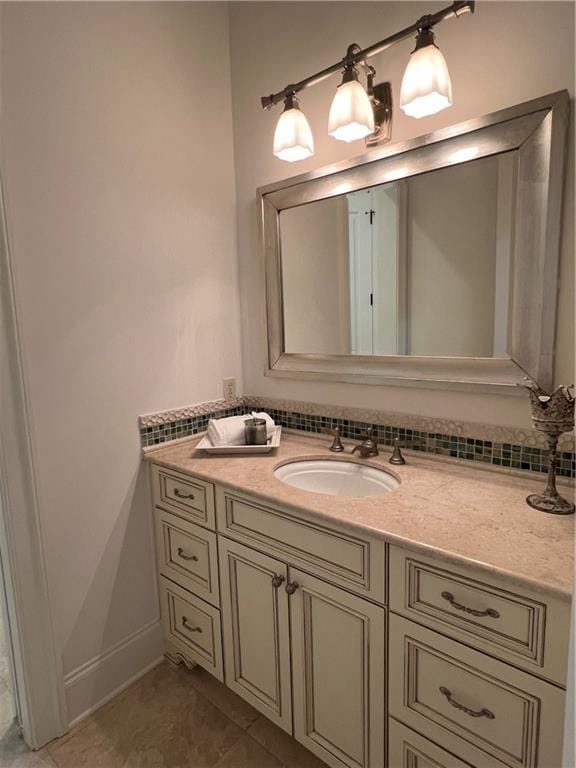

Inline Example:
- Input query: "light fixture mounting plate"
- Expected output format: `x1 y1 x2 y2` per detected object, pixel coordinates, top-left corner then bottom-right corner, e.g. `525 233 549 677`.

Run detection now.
366 81 392 148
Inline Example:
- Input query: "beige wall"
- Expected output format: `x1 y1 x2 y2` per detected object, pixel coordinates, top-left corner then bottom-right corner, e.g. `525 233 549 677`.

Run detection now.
229 1 574 426
407 157 498 357
281 197 349 354
0 2 241 720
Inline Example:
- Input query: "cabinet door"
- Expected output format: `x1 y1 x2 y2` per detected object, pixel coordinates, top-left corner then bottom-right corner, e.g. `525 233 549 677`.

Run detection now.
218 537 292 733
290 568 386 768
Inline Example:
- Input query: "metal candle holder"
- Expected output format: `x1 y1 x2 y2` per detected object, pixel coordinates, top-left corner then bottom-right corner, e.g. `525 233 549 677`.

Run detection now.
524 381 575 515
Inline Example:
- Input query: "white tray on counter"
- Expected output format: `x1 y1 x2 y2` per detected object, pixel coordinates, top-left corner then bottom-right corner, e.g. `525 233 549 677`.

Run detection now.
197 426 282 454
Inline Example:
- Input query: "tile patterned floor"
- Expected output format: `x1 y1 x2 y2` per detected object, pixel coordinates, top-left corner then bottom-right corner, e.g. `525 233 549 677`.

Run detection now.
1 663 328 768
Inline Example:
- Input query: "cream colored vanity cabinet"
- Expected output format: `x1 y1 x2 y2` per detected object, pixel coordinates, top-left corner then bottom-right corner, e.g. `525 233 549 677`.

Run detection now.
388 546 570 686
217 536 293 732
151 463 216 529
387 545 569 768
215 486 386 603
217 493 387 768
388 719 489 768
151 464 224 681
150 463 570 768
290 567 386 768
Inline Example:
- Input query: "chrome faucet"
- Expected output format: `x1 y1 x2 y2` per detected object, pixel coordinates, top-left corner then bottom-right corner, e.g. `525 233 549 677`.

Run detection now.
352 428 379 458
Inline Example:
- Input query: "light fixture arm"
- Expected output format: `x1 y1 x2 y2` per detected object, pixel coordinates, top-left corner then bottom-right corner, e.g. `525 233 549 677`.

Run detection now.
364 64 377 95
260 0 474 110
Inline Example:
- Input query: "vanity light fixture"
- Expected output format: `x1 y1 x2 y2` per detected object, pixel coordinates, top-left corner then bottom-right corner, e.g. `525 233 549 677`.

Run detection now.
273 93 315 162
400 27 452 118
328 58 375 142
261 0 474 161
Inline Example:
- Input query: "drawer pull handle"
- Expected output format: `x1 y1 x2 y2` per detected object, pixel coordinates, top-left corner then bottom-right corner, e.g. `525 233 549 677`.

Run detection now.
285 581 299 595
441 591 500 619
182 616 202 633
271 574 285 589
177 547 199 562
174 488 195 500
439 686 495 719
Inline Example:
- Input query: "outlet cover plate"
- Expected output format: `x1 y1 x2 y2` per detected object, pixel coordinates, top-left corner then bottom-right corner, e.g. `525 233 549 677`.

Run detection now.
223 378 236 400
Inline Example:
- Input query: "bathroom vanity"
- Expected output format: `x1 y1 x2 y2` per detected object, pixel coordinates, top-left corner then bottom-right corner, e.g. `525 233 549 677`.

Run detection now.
145 432 573 768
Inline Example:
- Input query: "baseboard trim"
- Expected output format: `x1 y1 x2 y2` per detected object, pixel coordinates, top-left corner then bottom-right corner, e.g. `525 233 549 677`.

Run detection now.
64 619 164 728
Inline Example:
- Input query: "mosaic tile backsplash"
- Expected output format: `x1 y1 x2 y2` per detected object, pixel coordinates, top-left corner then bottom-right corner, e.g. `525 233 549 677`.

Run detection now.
139 396 576 479
140 404 246 447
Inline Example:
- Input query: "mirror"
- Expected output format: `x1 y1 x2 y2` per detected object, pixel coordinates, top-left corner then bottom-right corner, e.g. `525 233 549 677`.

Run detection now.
260 91 568 392
280 153 514 359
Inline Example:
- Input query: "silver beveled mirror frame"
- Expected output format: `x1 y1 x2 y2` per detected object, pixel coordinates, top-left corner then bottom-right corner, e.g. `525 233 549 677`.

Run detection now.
259 91 569 394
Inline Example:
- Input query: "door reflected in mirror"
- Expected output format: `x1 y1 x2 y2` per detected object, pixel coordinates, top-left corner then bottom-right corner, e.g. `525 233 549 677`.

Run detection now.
280 152 515 358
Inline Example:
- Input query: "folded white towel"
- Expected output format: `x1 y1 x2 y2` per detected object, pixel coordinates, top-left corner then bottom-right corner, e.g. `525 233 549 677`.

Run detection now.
207 415 247 446
207 412 276 446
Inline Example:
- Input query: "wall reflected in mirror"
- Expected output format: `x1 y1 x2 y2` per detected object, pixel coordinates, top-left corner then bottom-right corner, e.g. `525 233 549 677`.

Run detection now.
280 152 516 358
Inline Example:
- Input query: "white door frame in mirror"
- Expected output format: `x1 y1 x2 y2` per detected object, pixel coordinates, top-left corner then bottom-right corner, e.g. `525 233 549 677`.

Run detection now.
259 91 569 394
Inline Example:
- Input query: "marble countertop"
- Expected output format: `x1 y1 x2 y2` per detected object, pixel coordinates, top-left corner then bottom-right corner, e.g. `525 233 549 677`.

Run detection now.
145 431 574 600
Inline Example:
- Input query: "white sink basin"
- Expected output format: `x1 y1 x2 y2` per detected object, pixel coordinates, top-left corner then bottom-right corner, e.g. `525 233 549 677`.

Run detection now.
274 459 400 497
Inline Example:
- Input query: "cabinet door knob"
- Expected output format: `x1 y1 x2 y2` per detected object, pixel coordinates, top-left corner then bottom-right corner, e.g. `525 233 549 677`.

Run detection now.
174 488 195 500
182 616 202 633
271 574 285 589
439 686 495 719
441 591 500 619
285 581 299 595
177 547 199 562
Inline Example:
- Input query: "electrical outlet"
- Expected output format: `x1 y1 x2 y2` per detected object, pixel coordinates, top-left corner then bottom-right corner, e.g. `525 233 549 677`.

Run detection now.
223 378 236 401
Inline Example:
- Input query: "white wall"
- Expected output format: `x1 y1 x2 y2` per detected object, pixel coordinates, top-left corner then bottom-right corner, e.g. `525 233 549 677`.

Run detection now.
229 0 575 426
0 2 241 723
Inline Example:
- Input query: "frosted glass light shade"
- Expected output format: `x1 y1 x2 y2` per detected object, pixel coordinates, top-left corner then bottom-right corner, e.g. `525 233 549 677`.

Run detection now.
328 80 375 142
400 43 453 118
273 106 314 162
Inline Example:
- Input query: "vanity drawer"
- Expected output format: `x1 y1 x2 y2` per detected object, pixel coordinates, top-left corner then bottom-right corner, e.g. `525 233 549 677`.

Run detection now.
159 576 223 681
215 486 386 603
389 546 569 685
155 510 219 607
388 718 497 768
152 464 215 529
389 615 565 768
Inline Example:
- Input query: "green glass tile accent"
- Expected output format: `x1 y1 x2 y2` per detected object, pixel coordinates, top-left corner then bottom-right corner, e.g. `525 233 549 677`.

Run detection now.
140 405 575 479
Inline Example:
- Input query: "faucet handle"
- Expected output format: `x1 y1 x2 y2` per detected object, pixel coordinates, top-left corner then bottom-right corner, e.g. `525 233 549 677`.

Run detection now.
389 437 406 465
329 426 345 453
